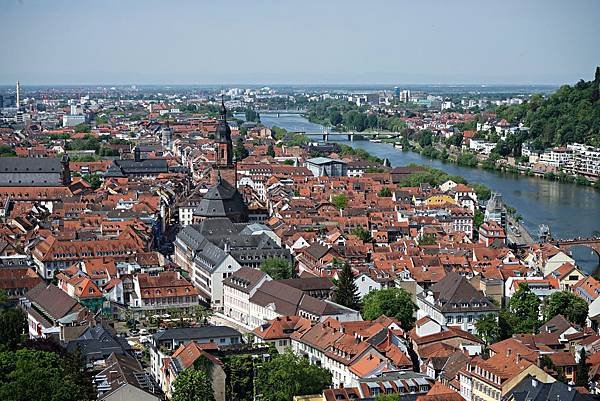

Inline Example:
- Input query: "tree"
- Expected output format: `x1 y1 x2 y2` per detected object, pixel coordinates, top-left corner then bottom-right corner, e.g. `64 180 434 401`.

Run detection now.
457 152 478 167
334 263 360 310
375 395 400 401
73 123 91 133
474 314 499 345
543 291 588 326
362 288 418 329
471 183 491 202
234 138 249 161
0 348 94 401
378 187 392 197
351 226 372 242
82 173 102 189
95 115 109 125
508 283 541 333
190 305 213 325
331 194 348 210
474 210 484 230
245 109 260 123
0 145 16 157
256 350 331 401
498 309 515 341
418 130 433 147
418 233 436 246
576 347 589 388
0 308 26 351
260 257 293 280
266 144 275 157
222 354 254 401
172 364 215 401
447 133 463 147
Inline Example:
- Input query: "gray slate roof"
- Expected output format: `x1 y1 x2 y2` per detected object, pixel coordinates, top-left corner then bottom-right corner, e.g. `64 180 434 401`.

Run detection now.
193 177 248 221
176 218 289 273
0 157 62 173
105 158 168 177
153 326 241 342
0 157 64 186
507 374 596 401
428 272 499 313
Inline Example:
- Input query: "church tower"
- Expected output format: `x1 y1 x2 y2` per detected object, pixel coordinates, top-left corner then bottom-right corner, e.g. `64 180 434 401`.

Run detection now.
213 97 236 184
215 98 233 166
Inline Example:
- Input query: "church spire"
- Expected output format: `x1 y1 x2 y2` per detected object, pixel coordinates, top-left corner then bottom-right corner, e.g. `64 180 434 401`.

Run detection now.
215 94 233 168
220 94 227 121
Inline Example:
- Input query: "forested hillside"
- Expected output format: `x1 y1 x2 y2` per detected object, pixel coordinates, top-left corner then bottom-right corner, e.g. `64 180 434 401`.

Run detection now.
496 67 600 148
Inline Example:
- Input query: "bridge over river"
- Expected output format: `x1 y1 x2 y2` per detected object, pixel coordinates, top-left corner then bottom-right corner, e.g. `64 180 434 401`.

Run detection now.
554 237 600 262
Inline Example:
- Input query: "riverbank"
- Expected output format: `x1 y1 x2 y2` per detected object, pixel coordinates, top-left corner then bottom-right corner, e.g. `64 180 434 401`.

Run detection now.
257 112 600 273
397 140 600 191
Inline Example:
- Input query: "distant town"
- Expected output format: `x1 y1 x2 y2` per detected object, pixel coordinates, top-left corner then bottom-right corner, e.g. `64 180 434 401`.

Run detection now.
0 72 599 401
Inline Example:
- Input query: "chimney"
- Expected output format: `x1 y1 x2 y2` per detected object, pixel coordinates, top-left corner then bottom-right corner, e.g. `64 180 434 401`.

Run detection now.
516 353 521 363
506 348 512 357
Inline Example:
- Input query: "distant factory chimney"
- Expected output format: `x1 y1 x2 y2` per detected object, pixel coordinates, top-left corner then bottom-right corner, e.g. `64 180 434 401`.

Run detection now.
16 81 20 108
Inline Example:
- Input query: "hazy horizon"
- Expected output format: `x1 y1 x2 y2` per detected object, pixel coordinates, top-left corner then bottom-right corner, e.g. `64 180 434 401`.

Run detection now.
1 0 599 86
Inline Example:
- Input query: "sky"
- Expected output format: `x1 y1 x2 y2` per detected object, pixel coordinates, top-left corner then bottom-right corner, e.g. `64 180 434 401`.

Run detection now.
1 0 599 85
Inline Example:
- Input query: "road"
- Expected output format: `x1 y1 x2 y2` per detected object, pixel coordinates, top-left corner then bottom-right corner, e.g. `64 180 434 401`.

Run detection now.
210 313 253 335
507 214 536 246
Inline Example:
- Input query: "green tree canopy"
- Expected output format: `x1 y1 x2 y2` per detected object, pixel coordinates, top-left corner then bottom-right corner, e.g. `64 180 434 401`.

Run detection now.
172 364 215 401
576 347 589 388
474 314 500 345
471 183 491 201
73 123 91 133
222 354 254 401
260 257 293 280
333 263 360 310
0 348 94 401
0 145 16 157
508 283 541 333
256 350 331 401
331 194 348 210
0 308 26 351
361 288 417 329
495 67 600 148
543 291 588 326
351 226 372 242
418 233 436 246
234 138 249 161
378 187 393 197
245 109 260 123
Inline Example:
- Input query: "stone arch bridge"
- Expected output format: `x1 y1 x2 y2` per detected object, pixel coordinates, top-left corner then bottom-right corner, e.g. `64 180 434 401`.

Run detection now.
553 237 600 262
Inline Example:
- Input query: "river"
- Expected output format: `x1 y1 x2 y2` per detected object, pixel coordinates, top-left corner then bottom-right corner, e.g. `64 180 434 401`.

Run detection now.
250 113 600 273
